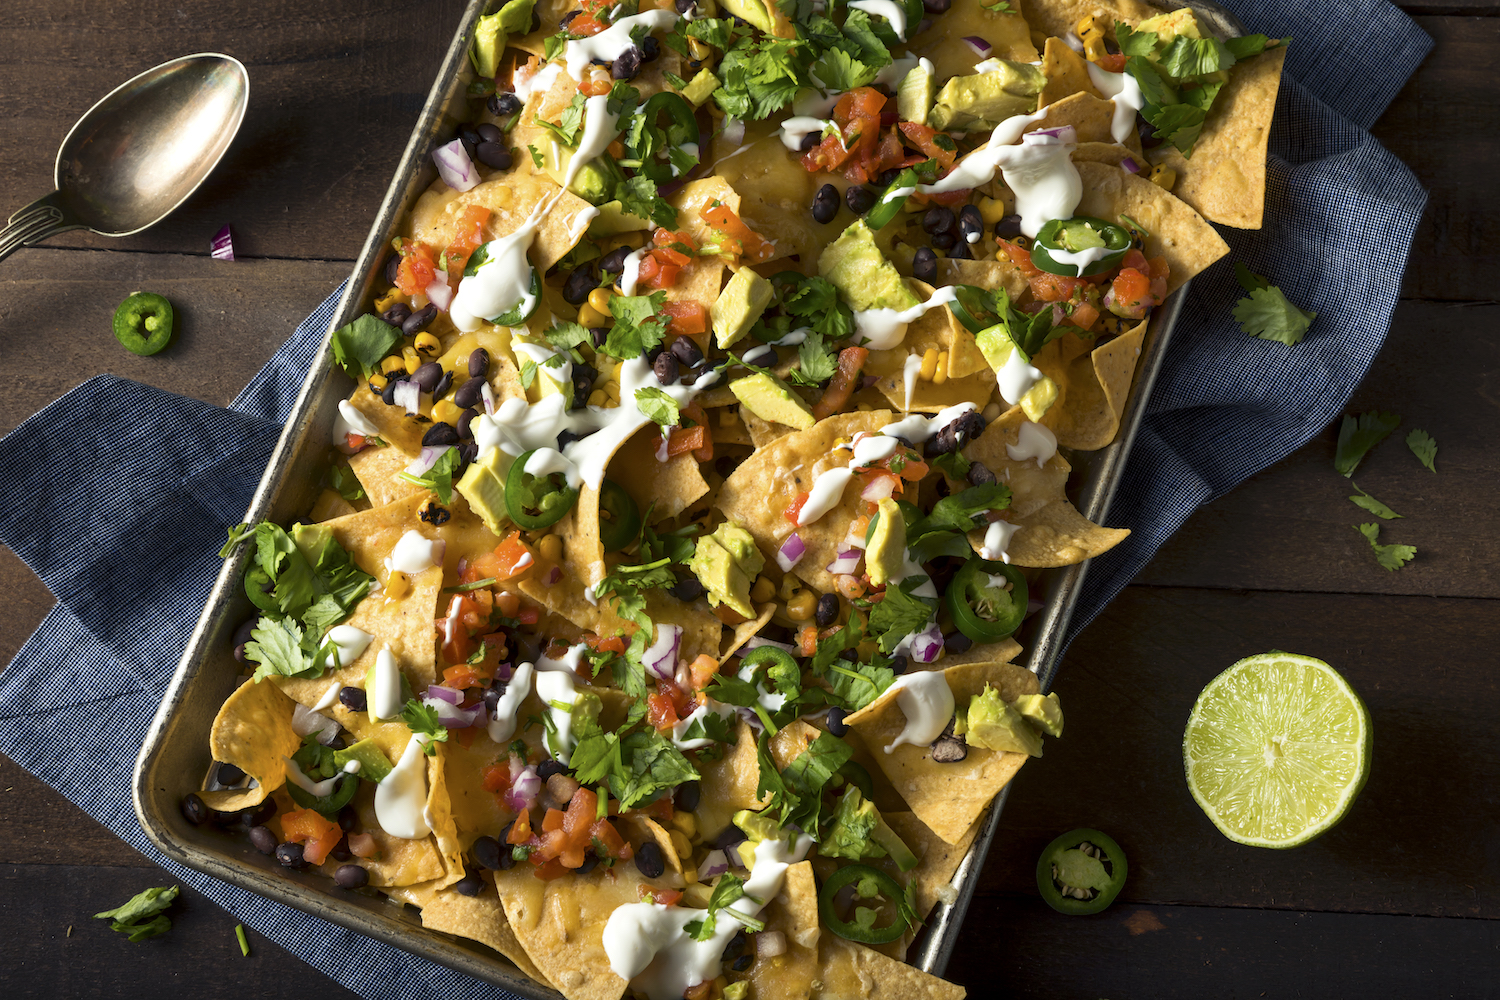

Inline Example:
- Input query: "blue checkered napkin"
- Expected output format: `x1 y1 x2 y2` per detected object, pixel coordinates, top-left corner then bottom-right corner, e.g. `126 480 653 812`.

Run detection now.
0 1 1433 997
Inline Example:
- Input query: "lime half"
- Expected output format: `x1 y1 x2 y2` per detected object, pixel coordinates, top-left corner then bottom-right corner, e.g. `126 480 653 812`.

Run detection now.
1183 652 1371 848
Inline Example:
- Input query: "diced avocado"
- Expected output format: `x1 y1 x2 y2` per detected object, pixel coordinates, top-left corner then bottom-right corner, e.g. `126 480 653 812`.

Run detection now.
821 786 885 862
333 739 394 784
928 61 1046 132
587 200 654 237
818 220 921 313
471 0 536 78
733 808 784 844
872 814 920 872
962 684 1044 756
538 141 623 204
456 448 515 536
1136 8 1202 44
865 498 906 588
896 58 935 125
723 983 750 1000
290 522 333 565
689 521 765 619
1013 692 1064 737
1018 373 1058 422
974 325 1060 422
717 0 787 38
730 372 815 430
712 266 775 349
681 68 721 108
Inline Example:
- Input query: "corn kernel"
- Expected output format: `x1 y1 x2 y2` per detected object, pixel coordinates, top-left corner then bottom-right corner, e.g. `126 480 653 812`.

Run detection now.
750 576 776 603
670 830 693 860
933 351 949 385
856 402 872 411
1076 13 1109 38
369 373 389 390
587 287 614 313
605 381 621 401
978 196 1007 224
385 571 412 600
983 402 1003 422
373 289 408 313
779 574 800 601
578 303 608 327
381 355 407 375
538 534 563 563
671 811 697 838
1149 163 1177 190
402 346 421 374
919 347 939 381
588 389 608 407
414 331 442 356
1084 35 1108 62
786 590 817 621
687 37 712 61
432 399 462 424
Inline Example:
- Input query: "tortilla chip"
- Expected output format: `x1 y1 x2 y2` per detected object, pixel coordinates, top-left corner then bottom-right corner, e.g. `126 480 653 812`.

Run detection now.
407 168 594 275
1073 161 1229 293
1035 92 1143 158
938 637 1024 669
610 426 710 521
712 134 850 268
720 603 776 663
1040 36 1102 107
696 718 770 840
1041 318 1148 450
386 879 550 987
1022 0 1161 43
509 0 575 55
746 861 820 997
426 748 466 889
910 0 1037 79
935 257 1027 302
632 816 684 875
742 406 799 448
1072 140 1137 169
816 935 967 1000
845 661 1039 844
875 369 997 415
437 729 511 843
321 781 447 887
673 176 742 244
492 861 650 1000
347 385 427 455
347 444 425 509
995 496 1131 567
201 679 301 812
1157 47 1287 229
308 488 358 522
870 811 982 961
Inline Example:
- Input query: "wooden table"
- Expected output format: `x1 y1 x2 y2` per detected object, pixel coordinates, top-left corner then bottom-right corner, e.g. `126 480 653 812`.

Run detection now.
1 2 1493 997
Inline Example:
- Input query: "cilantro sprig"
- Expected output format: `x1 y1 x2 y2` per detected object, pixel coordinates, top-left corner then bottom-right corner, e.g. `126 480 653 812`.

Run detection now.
1356 522 1416 572
1334 411 1401 478
398 445 462 503
95 885 179 943
1406 429 1438 472
1233 264 1317 346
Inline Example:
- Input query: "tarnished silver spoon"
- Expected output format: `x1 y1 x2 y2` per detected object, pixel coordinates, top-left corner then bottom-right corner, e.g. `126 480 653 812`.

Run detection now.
0 53 249 262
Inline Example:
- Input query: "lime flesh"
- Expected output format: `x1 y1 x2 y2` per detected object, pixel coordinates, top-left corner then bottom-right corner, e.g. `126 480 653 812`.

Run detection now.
1183 652 1371 848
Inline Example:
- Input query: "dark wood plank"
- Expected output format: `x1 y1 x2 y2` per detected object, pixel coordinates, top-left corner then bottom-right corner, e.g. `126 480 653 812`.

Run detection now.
980 586 1500 919
948 898 1500 999
0 0 468 262
0 546 53 671
1135 300 1500 596
0 863 360 1000
0 757 147 869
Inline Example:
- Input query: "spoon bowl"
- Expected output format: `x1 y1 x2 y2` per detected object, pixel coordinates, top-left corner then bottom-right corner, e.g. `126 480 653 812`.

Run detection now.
1 53 248 259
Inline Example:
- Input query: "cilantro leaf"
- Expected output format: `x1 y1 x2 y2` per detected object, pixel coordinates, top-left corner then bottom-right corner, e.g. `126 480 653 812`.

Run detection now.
1114 23 1159 58
1225 34 1278 60
930 450 971 482
1158 35 1235 79
614 730 700 808
527 144 544 168
635 386 682 428
544 320 594 354
1232 266 1316 346
1356 523 1416 572
95 885 179 943
245 617 313 683
614 173 679 230
868 578 937 654
1335 411 1401 478
534 93 587 146
219 521 255 558
688 872 766 940
605 291 671 360
788 330 839 386
713 35 807 120
330 314 402 382
402 698 451 751
518 359 539 390
398 445 462 503
909 483 1012 537
778 731 853 832
327 463 365 501
1349 484 1401 520
1406 429 1438 472
839 9 892 68
1146 102 1207 156
686 17 735 49
812 47 875 93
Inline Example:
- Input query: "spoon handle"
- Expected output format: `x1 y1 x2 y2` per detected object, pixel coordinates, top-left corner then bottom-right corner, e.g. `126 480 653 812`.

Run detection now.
0 192 85 263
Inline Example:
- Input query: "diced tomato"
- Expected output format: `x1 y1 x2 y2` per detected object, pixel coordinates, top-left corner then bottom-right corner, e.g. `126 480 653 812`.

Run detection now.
666 424 709 461
393 239 438 297
639 885 683 905
802 87 884 179
1029 270 1091 303
542 808 566 833
591 818 632 860
812 345 870 420
507 809 533 844
533 857 570 881
492 531 536 580
785 491 811 524
999 240 1042 278
845 127 906 185
797 626 818 657
892 454 929 481
515 604 540 625
444 205 492 276
897 122 956 172
1106 267 1155 319
662 300 709 337
443 663 490 690
345 433 367 452
579 73 612 96
281 807 342 867
687 654 719 692
1120 249 1149 273
676 399 713 461
1096 52 1128 73
647 691 681 732
699 203 775 263
482 760 514 794
570 12 608 35
640 796 675 824
584 632 627 656
1069 300 1101 330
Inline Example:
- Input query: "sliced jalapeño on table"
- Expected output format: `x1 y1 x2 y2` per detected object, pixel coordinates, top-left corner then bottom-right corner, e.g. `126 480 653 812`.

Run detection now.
1036 828 1128 914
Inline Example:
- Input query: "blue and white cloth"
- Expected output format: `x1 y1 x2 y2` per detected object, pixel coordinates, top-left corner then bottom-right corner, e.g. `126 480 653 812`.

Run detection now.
0 2 1433 997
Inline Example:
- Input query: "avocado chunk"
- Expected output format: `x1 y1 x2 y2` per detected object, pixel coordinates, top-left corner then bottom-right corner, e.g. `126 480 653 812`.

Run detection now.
819 220 921 313
538 141 623 204
871 814 920 872
1013 692 1064 737
974 325 1060 421
1136 7 1203 44
896 58 935 125
717 0 793 38
928 60 1046 132
681 68 721 108
712 266 775 349
960 683 1045 756
471 0 538 78
290 522 334 565
587 200 654 237
689 521 765 620
456 447 515 536
333 739 394 784
730 372 815 430
865 498 907 588
733 808 785 845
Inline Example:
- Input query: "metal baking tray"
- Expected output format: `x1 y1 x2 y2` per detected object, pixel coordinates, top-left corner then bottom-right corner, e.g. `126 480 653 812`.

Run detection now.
134 0 1231 990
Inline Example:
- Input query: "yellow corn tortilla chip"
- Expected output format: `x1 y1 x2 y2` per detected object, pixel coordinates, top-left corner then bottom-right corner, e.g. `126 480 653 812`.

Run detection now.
910 0 1037 78
1022 0 1161 43
1156 47 1287 229
746 861 820 998
1074 160 1229 293
437 728 511 843
631 816 684 875
385 879 551 987
937 637 1025 669
610 425 711 521
201 678 301 812
407 165 595 275
1039 318 1148 450
427 747 467 889
348 444 425 509
308 488 358 523
816 935 967 1000
509 0 576 56
935 257 1027 302
309 782 447 887
988 495 1131 567
845 661 1039 844
711 408 754 447
742 406 799 448
1040 36 1102 107
875 368 997 415
870 811 982 961
712 133 848 268
673 175 742 243
696 718 770 840
1072 140 1136 168
720 603 776 664
1036 91 1144 158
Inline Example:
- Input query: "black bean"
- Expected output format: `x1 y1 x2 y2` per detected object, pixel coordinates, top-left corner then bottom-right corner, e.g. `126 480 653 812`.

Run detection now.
337 805 360 833
564 265 598 305
732 954 753 972
640 35 661 62
326 732 347 751
635 840 666 879
922 206 955 236
953 410 987 444
959 205 985 243
713 824 748 851
575 852 601 875
722 931 747 961
599 245 633 274
559 9 581 27
330 844 353 863
845 185 876 214
799 131 820 153
243 799 278 827
995 214 1023 240
654 351 680 385
1137 115 1162 149
967 461 996 486
912 247 938 283
276 842 307 868
249 824 278 855
231 617 257 662
590 325 611 349
483 684 503 715
530 8 542 30
675 0 697 12
402 303 438 336
538 759 569 780
489 92 522 117
432 369 455 401
947 239 972 260
613 46 643 80
670 336 704 368
338 686 367 714
671 575 706 602
476 141 512 170
335 864 369 889
814 593 839 629
840 648 859 662
468 835 502 871
462 349 487 382
930 735 968 763
453 376 487 410
420 422 459 448
812 183 840 225
457 408 479 441
181 793 209 826
384 254 402 284
380 377 401 406
890 654 909 675
216 761 245 786
877 167 903 187
922 0 951 11
411 362 444 393
675 780 702 813
498 826 518 870
460 124 483 150
742 344 777 369
459 442 479 468
944 630 974 654
473 122 501 144
931 231 957 251
454 873 484 897
572 372 595 407
556 429 581 450
380 302 412 327
826 706 850 737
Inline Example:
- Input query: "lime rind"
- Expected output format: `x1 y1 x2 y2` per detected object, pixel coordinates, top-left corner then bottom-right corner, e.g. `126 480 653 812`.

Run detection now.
1183 652 1371 849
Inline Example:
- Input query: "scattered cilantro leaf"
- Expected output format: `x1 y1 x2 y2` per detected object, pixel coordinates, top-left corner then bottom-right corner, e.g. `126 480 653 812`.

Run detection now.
1335 411 1402 478
219 521 255 558
1232 265 1316 345
1349 484 1401 520
1158 35 1234 79
95 885 179 943
687 871 766 940
778 730 853 832
613 730 700 809
713 35 807 120
518 359 539 390
1406 429 1438 472
527 144 544 168
788 330 839 386
635 386 682 428
534 93 587 146
544 320 594 355
930 450 971 482
614 173 679 230
327 463 365 502
868 577 937 654
839 9 892 68
398 445 462 503
401 699 451 751
330 314 402 382
812 47 875 93
1356 522 1416 572
605 291 671 360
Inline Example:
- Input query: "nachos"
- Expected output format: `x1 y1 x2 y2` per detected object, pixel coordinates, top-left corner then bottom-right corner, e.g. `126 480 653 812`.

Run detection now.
193 0 1281 995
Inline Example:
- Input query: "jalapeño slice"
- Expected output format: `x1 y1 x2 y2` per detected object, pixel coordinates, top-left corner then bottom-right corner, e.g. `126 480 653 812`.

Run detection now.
505 449 580 530
944 557 1027 643
597 478 641 553
865 166 925 230
1035 828 1128 915
112 291 175 355
818 864 917 944
1030 216 1131 277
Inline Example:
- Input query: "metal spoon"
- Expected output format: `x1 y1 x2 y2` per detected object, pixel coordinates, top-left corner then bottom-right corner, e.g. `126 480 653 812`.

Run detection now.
0 53 249 262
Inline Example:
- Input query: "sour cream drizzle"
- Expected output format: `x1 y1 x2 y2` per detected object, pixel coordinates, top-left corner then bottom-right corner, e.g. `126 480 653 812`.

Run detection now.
852 286 959 351
486 662 535 743
919 111 1082 238
618 247 650 296
564 10 679 80
996 346 1045 405
284 757 361 798
1085 60 1146 145
375 734 432 839
535 668 581 764
902 354 923 411
320 624 374 670
1006 420 1058 467
980 518 1021 563
849 0 908 40
670 699 738 750
370 646 404 722
778 116 837 152
387 529 442 574
797 467 856 526
331 400 380 445
882 671 956 753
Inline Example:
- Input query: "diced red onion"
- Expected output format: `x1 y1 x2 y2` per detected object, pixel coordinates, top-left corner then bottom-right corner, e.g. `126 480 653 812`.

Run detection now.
757 931 788 958
721 117 745 146
393 380 421 415
426 275 454 311
843 524 867 551
826 548 862 575
1064 31 1084 53
211 224 235 261
744 635 797 655
291 703 341 745
481 381 497 415
543 565 563 586
776 532 807 572
697 849 730 881
503 759 541 812
861 476 898 502
433 139 480 192
860 374 879 389
642 623 683 680
406 444 451 477
425 685 463 706
962 36 991 57
1121 157 1141 175
910 623 945 663
496 661 513 682
1029 125 1078 145
1050 303 1067 326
